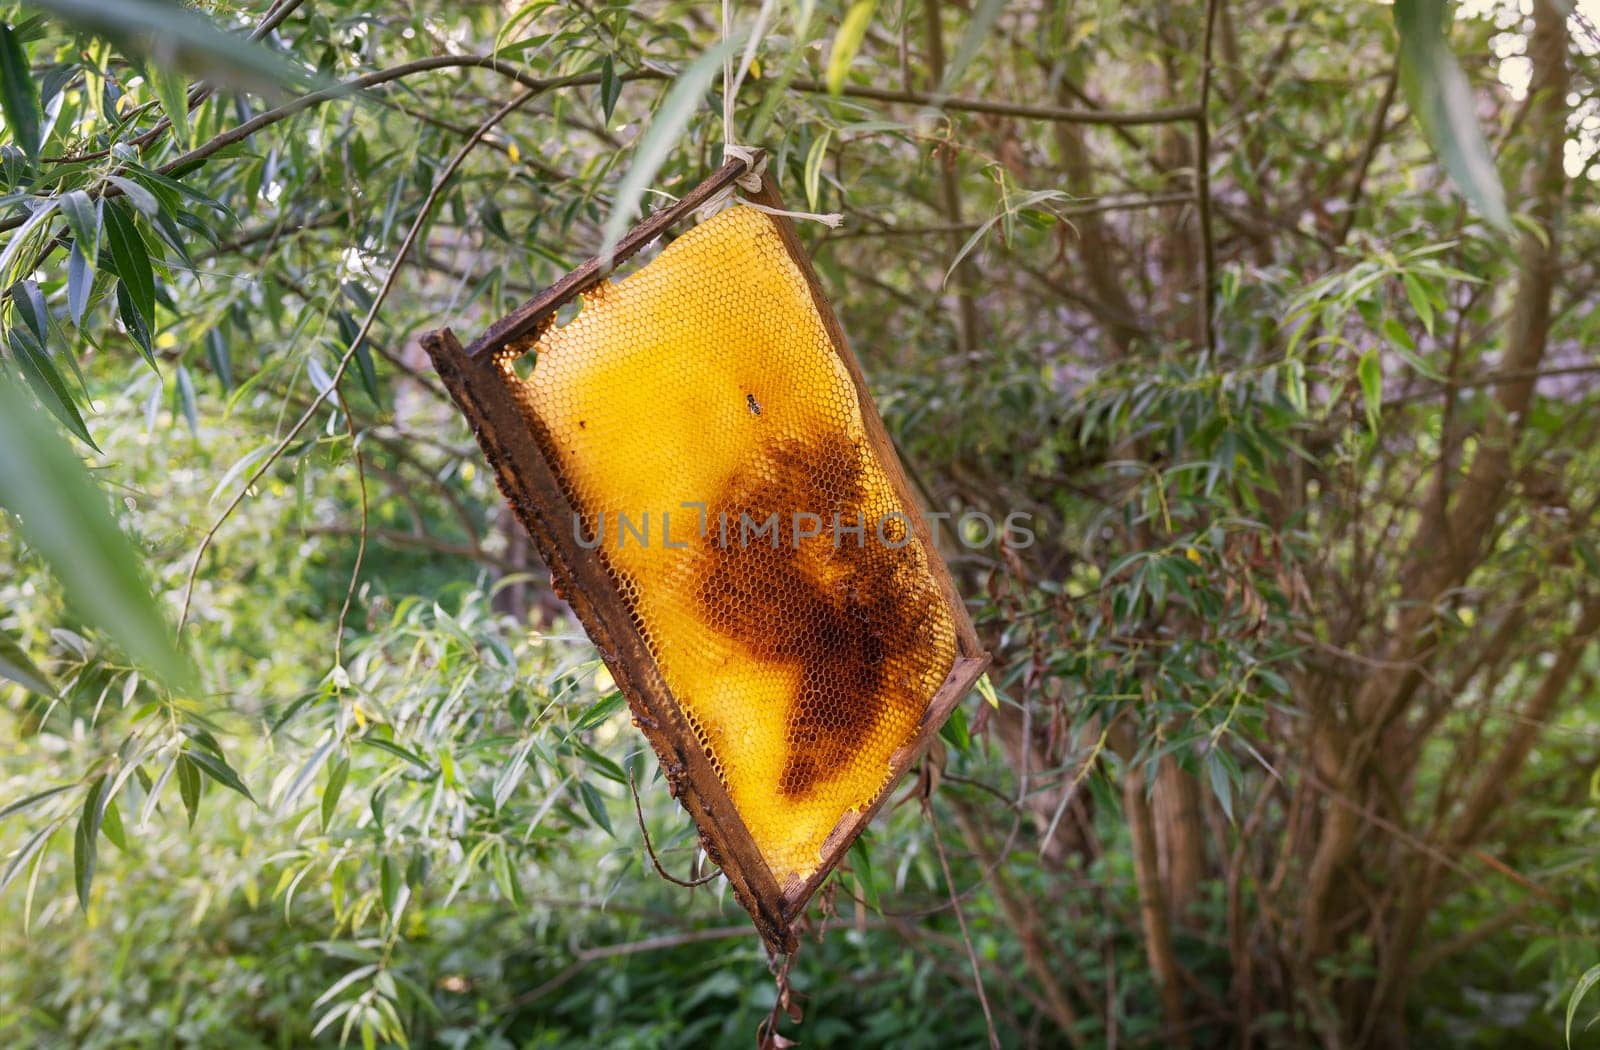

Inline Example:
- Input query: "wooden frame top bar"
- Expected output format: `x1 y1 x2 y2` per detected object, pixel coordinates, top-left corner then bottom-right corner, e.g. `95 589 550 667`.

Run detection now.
464 153 757 359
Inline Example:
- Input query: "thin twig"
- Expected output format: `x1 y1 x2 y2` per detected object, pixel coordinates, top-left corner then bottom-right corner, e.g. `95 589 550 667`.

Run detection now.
1336 63 1401 245
250 0 307 40
331 384 368 673
6 58 644 233
1383 362 1600 407
10 57 1201 235
828 192 1195 239
298 526 516 572
177 85 543 630
926 797 1001 1050
627 770 720 888
791 78 1202 125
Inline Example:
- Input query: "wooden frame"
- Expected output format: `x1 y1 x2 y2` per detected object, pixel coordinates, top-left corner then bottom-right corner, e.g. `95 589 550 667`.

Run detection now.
420 151 988 955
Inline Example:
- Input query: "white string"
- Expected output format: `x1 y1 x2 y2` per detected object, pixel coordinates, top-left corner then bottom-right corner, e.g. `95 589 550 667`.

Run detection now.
714 0 843 228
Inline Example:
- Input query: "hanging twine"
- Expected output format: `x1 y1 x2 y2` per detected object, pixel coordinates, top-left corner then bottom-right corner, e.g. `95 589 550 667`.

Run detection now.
706 0 843 229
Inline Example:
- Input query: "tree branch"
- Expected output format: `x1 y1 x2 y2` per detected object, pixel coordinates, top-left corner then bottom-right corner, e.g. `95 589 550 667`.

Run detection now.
1195 0 1222 354
791 78 1202 126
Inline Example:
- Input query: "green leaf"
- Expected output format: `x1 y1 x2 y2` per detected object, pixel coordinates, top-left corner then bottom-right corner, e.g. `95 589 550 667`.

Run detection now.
73 776 107 911
11 279 47 342
0 627 56 697
938 702 971 751
492 840 526 908
1401 272 1434 336
66 242 93 326
1393 0 1510 232
8 326 96 449
826 0 877 95
380 854 405 919
334 308 380 404
975 672 1000 709
146 63 191 148
0 821 59 895
116 279 158 369
941 0 1007 93
205 328 233 390
804 128 831 212
59 190 101 257
103 202 156 327
577 780 613 837
0 23 42 160
1207 753 1235 823
0 782 72 822
322 753 349 832
849 836 881 913
1575 537 1600 578
943 189 1066 286
106 174 162 219
599 54 621 122
0 378 194 688
570 690 626 734
184 746 255 804
1357 348 1382 431
100 796 127 851
175 364 198 434
358 735 435 775
176 754 201 827
600 37 738 262
1568 963 1600 1048
25 0 309 97
0 199 57 287
279 735 334 814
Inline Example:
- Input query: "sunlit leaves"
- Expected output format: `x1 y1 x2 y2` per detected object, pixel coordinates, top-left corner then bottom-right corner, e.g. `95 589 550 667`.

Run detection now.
803 128 831 211
0 376 193 688
145 64 191 149
826 0 877 95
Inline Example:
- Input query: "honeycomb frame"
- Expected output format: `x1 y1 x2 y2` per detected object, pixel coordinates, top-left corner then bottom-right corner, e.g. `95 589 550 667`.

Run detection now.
421 152 989 954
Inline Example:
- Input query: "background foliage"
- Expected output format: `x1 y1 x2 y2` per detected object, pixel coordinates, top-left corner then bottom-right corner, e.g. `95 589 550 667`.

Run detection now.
2 0 1599 1046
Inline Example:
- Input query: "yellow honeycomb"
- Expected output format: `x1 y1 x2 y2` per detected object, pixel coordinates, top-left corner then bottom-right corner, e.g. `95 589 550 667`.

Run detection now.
497 205 958 885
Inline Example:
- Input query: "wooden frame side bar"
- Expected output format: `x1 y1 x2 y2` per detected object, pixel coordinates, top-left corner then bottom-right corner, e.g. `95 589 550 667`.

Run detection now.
740 174 991 913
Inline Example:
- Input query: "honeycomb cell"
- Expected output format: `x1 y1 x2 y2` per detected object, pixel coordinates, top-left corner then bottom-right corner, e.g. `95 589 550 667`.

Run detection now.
499 205 958 885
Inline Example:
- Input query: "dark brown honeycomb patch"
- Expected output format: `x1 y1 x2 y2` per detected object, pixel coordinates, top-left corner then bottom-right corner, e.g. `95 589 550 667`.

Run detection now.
693 432 943 798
